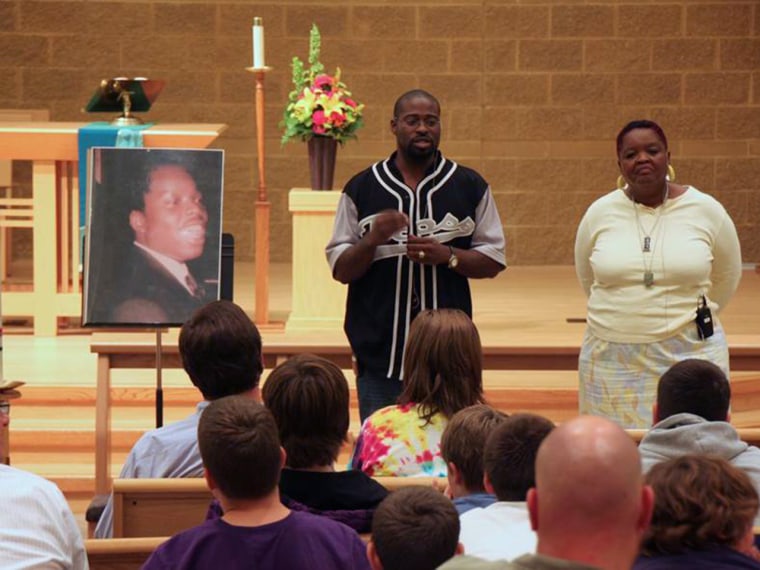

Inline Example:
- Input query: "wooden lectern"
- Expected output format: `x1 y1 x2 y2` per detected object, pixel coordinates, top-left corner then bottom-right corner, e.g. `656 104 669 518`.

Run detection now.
287 189 346 333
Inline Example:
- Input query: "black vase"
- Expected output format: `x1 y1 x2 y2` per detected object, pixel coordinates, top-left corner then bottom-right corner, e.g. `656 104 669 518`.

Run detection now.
307 136 338 191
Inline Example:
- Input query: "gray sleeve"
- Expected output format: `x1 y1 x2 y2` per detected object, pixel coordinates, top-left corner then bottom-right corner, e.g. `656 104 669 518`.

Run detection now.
325 193 360 272
470 187 506 267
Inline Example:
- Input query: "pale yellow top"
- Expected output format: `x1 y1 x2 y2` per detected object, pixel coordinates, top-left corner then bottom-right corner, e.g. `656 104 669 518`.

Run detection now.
574 186 742 343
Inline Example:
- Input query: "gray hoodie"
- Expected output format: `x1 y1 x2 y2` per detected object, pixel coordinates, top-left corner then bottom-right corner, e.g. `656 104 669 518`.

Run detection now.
639 412 760 522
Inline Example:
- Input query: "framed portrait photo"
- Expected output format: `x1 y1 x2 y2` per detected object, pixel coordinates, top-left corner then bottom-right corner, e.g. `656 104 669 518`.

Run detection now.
82 147 224 327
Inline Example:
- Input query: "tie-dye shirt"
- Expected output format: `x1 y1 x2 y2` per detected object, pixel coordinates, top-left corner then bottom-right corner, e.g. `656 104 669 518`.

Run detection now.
350 403 448 477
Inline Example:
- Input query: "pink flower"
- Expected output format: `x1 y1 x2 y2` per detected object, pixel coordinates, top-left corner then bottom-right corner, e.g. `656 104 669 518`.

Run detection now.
328 111 346 127
344 97 357 108
312 124 326 135
313 74 334 91
312 109 327 126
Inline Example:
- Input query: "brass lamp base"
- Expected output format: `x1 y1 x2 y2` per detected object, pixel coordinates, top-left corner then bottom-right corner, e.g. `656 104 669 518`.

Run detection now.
110 115 143 126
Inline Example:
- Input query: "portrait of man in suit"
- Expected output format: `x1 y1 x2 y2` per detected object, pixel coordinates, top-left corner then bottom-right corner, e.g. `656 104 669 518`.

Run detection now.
83 147 224 326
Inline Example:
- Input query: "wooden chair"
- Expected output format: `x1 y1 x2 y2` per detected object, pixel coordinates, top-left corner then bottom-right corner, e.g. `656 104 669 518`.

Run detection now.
111 478 210 538
86 537 168 570
0 109 49 281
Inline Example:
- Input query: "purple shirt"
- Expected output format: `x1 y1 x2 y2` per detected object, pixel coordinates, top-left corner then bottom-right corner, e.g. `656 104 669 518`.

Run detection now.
142 511 370 570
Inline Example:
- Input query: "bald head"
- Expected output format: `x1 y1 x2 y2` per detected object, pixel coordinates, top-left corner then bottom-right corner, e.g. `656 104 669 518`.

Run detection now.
528 416 652 568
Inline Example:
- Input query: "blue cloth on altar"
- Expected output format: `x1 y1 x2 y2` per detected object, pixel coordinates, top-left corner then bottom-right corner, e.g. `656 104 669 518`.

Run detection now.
77 122 152 248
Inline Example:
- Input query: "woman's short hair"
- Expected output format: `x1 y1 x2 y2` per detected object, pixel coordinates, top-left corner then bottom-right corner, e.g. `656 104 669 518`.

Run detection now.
398 309 485 424
642 455 759 556
262 354 349 469
616 119 668 155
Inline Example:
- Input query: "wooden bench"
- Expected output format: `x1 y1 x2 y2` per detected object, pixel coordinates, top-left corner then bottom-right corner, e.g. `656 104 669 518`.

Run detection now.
110 475 446 538
90 334 760 495
109 429 760 538
112 478 212 538
627 427 760 448
373 476 444 492
86 537 168 570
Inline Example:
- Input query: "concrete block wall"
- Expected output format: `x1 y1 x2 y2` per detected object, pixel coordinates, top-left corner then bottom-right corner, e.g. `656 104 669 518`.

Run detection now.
1 1 758 265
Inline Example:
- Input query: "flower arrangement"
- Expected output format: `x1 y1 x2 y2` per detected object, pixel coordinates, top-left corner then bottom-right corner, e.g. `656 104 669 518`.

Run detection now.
281 24 364 145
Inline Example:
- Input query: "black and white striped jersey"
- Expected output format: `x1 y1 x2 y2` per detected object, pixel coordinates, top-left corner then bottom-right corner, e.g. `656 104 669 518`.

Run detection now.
326 152 506 381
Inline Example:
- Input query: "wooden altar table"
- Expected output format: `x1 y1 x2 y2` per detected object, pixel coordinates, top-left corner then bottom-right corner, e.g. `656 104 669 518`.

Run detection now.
0 122 226 336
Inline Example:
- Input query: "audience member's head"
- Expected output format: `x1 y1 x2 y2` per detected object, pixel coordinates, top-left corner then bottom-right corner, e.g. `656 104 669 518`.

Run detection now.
262 354 349 469
198 396 283 502
484 413 555 502
368 486 462 570
528 415 653 570
642 455 759 558
655 358 730 423
441 405 509 497
179 300 263 400
399 309 485 424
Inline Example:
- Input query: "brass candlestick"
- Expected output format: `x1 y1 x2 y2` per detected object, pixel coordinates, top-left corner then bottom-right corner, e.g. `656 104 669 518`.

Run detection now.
246 66 272 325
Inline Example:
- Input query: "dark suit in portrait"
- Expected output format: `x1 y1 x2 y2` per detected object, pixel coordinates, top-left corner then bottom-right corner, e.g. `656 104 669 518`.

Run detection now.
107 246 215 324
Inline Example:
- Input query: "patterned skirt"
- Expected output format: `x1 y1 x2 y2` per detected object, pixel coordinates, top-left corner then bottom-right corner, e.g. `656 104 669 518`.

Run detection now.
578 321 729 429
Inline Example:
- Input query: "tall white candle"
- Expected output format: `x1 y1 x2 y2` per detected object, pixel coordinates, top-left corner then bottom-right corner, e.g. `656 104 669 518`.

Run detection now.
252 17 265 68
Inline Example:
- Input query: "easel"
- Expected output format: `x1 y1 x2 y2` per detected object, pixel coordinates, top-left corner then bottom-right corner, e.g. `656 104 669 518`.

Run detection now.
154 329 164 427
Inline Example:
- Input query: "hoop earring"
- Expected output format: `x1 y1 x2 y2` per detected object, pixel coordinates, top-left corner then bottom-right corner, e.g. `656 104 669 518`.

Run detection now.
616 175 627 189
667 164 676 182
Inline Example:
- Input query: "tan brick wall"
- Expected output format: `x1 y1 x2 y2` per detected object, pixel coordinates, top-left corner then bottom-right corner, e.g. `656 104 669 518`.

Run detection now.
2 0 759 264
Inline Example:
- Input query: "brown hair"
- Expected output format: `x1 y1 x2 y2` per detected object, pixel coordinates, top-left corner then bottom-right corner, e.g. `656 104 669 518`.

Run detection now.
642 455 759 556
179 301 263 400
198 396 281 500
657 359 730 422
398 309 485 424
441 405 509 493
262 354 349 469
372 486 460 570
484 413 555 501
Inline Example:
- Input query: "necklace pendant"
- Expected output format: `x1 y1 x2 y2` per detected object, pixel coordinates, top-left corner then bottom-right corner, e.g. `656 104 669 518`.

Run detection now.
643 236 651 252
644 271 654 287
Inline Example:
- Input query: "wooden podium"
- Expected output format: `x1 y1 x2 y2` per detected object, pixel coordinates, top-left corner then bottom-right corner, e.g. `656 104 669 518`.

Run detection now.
0 122 227 336
287 189 346 333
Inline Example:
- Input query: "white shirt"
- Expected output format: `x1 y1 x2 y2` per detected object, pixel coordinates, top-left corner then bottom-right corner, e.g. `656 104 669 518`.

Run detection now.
574 186 742 343
458 502 536 561
0 464 88 569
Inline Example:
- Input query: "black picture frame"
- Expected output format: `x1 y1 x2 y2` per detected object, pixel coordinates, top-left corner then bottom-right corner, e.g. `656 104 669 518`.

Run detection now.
82 147 224 327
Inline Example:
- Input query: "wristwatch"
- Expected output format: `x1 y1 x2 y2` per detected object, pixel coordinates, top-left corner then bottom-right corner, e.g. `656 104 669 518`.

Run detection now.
447 246 459 269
